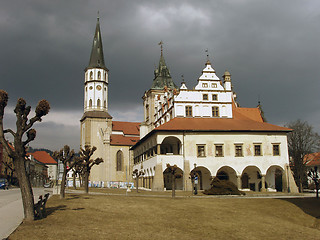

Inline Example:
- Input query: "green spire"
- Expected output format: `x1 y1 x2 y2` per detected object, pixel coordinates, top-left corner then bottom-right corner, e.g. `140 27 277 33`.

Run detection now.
87 17 108 71
151 42 177 90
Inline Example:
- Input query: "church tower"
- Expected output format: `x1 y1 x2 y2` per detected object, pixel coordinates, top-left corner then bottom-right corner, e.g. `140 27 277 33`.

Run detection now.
80 17 112 182
140 42 178 137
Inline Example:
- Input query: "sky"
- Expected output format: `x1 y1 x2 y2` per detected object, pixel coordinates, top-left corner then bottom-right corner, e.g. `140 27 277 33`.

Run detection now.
1 0 320 151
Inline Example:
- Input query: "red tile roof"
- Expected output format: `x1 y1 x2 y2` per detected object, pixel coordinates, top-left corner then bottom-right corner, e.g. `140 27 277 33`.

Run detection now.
112 121 140 135
155 117 291 132
304 152 320 167
28 151 57 164
233 107 264 122
110 135 140 146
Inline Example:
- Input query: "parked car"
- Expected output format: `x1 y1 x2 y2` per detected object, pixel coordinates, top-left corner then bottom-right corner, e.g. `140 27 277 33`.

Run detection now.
0 178 9 190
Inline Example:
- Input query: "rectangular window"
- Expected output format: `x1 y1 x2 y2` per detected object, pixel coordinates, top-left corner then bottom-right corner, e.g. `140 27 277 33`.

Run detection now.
202 83 208 88
235 144 243 157
197 145 206 157
215 145 223 157
212 94 218 101
273 144 280 156
212 83 217 88
212 106 219 117
203 94 208 100
254 144 262 156
185 106 192 117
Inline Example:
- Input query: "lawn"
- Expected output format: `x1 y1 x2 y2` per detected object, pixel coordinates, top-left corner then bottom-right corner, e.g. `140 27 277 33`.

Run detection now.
9 191 320 240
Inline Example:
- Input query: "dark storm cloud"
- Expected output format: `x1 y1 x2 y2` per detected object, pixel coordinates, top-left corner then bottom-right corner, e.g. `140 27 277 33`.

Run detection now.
1 0 320 150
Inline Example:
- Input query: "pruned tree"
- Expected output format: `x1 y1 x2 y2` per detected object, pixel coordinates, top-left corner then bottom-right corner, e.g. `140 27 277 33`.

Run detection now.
0 90 50 221
132 168 144 193
79 145 103 193
286 120 320 192
53 145 79 199
308 167 319 199
166 164 182 198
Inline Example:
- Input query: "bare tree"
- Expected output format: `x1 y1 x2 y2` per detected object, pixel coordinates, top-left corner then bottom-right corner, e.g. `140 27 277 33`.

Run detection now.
79 145 103 193
53 145 79 199
287 120 319 192
132 168 144 193
0 90 50 221
308 167 319 199
166 164 182 198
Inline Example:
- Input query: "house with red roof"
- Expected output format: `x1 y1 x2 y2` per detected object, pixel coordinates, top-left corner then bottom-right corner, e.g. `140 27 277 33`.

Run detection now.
304 152 320 185
28 151 57 182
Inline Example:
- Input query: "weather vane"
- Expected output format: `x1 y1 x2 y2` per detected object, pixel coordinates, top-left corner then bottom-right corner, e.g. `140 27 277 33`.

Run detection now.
158 41 164 55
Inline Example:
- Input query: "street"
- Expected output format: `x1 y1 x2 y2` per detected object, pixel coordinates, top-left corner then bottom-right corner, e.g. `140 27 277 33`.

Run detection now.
0 187 51 240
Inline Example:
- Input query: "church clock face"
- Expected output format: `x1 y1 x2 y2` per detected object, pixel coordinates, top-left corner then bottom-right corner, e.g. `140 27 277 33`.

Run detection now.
96 85 102 91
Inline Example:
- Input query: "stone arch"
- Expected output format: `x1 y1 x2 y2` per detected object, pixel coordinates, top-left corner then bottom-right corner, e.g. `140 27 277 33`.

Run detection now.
266 165 285 192
215 166 238 187
116 150 123 171
160 136 181 155
241 166 262 191
163 166 183 190
190 166 212 190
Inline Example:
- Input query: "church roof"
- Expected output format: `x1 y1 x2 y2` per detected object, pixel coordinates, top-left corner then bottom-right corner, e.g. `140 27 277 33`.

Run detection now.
80 111 112 122
110 135 140 146
151 52 177 90
86 17 108 71
112 121 140 135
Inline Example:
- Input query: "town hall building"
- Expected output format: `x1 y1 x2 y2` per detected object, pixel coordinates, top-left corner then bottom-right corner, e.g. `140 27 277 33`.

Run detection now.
81 18 298 192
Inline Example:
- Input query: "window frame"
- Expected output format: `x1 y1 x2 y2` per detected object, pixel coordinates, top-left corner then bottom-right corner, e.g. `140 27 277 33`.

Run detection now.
254 144 262 156
197 144 206 157
273 144 280 156
235 144 243 157
203 94 208 100
185 105 193 117
212 106 219 117
215 144 224 157
212 94 218 101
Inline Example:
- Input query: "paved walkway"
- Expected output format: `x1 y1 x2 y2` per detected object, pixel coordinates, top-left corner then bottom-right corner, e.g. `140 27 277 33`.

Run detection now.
0 188 51 240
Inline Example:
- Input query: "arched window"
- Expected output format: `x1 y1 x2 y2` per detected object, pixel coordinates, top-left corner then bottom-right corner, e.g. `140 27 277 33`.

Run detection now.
89 99 92 107
90 71 93 80
116 150 123 171
104 73 107 80
104 100 106 108
98 71 101 79
97 99 101 108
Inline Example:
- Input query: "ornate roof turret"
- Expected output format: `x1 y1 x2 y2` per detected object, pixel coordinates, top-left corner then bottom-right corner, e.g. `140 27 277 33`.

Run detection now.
87 17 108 71
151 41 178 90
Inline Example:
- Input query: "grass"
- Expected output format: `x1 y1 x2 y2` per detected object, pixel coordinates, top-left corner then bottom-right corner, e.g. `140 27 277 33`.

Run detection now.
9 190 320 240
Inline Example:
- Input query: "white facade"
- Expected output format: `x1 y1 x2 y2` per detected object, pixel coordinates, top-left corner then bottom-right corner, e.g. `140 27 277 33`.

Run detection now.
84 68 109 112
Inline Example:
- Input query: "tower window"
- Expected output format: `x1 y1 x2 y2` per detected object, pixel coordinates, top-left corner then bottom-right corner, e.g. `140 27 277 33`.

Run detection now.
104 73 106 80
212 83 217 88
90 71 93 80
89 99 92 107
212 106 219 117
104 100 106 108
185 106 192 117
98 71 101 79
202 83 208 88
97 99 101 108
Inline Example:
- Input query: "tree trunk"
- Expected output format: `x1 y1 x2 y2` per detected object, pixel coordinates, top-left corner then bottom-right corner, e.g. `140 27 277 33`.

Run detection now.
73 172 76 189
172 175 176 198
60 167 67 199
84 171 89 194
15 157 35 221
136 177 139 193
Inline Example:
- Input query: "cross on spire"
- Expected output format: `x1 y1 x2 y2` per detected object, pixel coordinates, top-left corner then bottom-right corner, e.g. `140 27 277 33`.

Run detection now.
158 40 164 56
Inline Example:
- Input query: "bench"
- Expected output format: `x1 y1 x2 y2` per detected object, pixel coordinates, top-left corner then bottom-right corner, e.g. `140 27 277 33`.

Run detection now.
34 193 50 219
